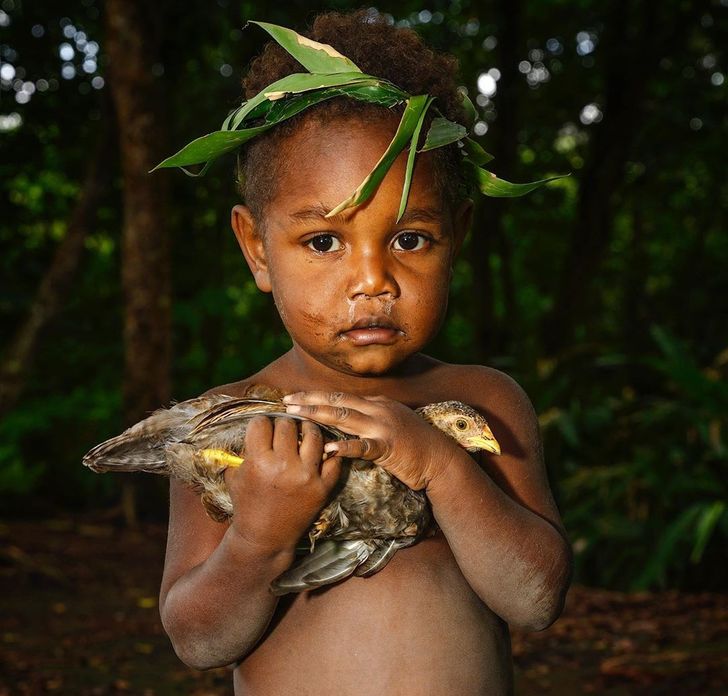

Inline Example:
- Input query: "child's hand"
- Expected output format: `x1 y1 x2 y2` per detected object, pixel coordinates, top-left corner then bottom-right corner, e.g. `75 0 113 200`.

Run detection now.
224 416 342 551
283 392 461 491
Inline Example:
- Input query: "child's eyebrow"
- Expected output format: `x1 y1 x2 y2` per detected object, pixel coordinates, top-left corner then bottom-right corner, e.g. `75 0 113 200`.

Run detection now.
288 203 444 226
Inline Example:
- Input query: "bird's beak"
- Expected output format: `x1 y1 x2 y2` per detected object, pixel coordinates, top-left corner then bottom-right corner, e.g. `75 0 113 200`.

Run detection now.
467 430 501 455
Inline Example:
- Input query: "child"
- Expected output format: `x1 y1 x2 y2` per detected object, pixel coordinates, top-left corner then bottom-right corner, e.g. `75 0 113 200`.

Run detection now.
158 10 571 694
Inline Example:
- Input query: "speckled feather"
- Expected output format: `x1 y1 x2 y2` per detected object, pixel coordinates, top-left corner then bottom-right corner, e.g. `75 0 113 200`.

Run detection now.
83 387 500 593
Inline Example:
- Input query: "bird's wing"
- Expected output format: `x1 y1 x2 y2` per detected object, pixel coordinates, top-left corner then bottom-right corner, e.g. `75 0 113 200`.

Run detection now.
270 539 375 595
82 394 232 473
188 398 349 442
353 539 403 577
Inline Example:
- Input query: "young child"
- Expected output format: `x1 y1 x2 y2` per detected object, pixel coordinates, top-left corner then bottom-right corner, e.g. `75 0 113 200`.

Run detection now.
159 11 571 694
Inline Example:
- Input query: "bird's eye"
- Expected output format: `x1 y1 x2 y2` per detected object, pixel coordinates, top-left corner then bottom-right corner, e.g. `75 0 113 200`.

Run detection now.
455 418 468 430
393 232 427 251
307 234 342 253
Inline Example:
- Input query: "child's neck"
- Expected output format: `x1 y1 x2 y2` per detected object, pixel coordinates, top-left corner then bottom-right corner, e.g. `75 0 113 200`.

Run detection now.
274 345 438 396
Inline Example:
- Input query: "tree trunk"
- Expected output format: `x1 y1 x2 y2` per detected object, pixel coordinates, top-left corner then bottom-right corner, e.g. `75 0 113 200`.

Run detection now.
542 0 702 356
0 107 114 419
106 0 171 526
470 0 521 360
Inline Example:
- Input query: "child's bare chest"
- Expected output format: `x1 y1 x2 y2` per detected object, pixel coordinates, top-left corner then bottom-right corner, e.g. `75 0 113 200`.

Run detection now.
234 533 513 696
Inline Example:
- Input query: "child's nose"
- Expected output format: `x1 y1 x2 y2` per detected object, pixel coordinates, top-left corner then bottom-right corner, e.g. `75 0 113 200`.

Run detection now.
348 250 399 299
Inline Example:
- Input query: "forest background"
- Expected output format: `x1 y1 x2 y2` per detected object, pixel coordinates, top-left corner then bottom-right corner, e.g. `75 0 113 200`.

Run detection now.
1 0 726 597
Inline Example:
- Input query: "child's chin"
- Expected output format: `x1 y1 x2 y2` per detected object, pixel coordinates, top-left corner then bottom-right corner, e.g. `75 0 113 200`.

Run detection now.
332 348 412 377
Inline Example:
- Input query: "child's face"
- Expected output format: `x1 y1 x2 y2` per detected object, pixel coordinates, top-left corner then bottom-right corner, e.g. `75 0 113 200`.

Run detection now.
232 115 472 377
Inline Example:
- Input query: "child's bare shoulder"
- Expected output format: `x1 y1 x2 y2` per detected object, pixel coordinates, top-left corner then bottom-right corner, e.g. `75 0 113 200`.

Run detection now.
429 360 536 418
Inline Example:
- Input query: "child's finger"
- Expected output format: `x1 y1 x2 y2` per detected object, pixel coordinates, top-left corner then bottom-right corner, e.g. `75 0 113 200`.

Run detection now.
243 415 274 453
323 438 387 462
283 390 376 413
271 416 299 457
284 403 369 435
320 455 343 490
298 420 324 467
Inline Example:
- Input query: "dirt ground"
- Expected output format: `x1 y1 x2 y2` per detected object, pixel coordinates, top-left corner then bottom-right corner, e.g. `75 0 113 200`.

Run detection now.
1 517 726 695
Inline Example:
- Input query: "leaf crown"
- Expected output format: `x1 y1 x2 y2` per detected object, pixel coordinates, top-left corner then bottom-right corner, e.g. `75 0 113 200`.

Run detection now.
152 20 564 221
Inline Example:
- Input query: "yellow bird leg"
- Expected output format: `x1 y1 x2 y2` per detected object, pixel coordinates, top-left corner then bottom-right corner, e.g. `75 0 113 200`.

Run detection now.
199 448 244 470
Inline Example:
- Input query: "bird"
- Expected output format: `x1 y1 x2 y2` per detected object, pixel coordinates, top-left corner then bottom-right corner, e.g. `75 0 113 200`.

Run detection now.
83 384 501 594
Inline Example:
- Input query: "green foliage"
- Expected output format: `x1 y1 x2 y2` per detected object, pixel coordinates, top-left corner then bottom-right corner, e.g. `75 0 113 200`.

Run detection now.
538 328 727 590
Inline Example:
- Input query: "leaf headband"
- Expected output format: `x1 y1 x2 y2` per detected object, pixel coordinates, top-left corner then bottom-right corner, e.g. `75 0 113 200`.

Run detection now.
152 20 565 221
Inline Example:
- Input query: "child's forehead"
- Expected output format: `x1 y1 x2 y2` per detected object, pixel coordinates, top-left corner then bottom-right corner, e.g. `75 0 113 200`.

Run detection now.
269 114 445 218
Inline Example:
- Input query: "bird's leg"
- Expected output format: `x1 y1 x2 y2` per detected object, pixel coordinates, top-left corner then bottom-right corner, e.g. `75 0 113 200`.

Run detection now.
199 448 244 471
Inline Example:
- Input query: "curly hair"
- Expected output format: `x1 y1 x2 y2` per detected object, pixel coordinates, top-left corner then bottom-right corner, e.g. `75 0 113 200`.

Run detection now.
237 9 471 229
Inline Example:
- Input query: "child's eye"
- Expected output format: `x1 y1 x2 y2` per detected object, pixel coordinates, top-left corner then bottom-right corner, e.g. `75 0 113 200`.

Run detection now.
393 231 428 251
306 234 342 253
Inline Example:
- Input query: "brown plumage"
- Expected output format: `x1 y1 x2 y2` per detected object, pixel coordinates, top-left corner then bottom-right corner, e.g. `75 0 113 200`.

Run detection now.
83 386 500 594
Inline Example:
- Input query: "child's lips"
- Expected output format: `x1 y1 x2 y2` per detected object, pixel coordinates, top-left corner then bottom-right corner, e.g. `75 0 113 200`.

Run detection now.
340 317 403 346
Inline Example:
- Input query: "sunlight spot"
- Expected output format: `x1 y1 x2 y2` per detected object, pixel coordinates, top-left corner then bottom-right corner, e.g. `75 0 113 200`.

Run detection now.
482 35 497 51
580 103 602 125
710 72 724 86
474 121 488 136
91 75 104 89
59 43 74 61
0 112 22 131
477 72 497 97
0 63 15 81
546 38 563 54
689 117 702 131
31 24 44 38
61 63 76 80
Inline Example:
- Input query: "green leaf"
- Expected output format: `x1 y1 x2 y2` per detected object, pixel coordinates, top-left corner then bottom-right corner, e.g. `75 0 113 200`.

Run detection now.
632 504 702 590
226 72 373 131
460 93 478 125
471 165 569 197
462 136 494 165
691 501 726 563
250 20 362 74
398 96 435 221
419 117 467 152
326 94 432 218
265 80 406 123
150 125 273 174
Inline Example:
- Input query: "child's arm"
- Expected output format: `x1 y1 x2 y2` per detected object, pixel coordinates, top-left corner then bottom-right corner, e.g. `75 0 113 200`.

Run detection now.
283 370 572 631
159 417 342 669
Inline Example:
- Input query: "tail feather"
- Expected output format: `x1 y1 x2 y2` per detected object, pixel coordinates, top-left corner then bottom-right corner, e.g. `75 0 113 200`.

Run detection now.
270 540 374 595
82 435 168 474
82 394 231 474
353 539 401 577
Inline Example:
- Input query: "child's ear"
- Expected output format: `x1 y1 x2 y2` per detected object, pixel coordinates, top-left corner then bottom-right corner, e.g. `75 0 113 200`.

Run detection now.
231 204 272 293
452 198 474 256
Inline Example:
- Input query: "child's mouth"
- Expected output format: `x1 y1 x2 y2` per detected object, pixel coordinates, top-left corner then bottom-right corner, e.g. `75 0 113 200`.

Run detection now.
340 317 402 346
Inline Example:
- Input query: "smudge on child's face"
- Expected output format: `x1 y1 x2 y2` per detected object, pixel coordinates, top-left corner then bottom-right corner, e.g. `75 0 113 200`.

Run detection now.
251 115 465 377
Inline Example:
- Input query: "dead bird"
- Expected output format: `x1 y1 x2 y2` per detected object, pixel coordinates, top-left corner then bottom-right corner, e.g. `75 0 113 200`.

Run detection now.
83 386 500 594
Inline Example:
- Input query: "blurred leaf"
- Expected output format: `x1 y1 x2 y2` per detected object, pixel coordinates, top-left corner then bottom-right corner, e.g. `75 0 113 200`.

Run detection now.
691 501 726 563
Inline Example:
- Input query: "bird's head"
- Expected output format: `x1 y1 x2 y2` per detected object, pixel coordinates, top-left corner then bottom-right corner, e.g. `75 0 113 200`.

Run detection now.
418 401 501 455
